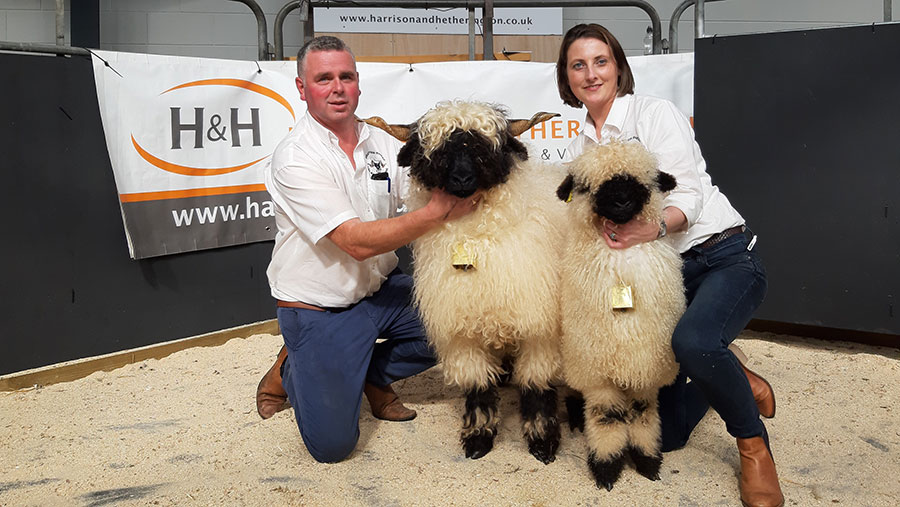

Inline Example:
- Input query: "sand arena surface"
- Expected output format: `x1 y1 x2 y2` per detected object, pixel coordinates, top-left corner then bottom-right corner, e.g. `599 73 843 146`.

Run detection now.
1 331 898 506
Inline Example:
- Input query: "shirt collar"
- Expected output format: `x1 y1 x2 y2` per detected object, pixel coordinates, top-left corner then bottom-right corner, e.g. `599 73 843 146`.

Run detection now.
581 93 634 142
302 110 366 147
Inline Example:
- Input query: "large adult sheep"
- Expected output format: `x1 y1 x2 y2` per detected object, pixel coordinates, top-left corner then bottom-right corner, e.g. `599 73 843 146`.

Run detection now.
365 100 566 463
555 140 684 490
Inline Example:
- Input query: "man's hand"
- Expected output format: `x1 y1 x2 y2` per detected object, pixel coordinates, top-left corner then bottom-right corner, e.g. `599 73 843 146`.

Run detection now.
327 189 482 261
426 189 482 222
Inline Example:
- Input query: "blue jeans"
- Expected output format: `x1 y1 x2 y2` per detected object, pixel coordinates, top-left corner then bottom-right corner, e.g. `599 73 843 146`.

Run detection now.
658 229 768 452
278 270 436 463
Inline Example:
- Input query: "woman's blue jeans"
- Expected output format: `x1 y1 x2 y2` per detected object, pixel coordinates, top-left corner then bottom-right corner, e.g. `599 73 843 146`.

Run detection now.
658 229 768 452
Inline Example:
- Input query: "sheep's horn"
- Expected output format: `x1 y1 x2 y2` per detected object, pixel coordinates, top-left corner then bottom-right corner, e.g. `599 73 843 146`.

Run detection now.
358 116 413 142
508 112 560 137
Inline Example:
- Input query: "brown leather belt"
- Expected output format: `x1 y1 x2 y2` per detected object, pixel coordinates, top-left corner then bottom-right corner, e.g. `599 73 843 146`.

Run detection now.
276 300 350 313
696 225 746 249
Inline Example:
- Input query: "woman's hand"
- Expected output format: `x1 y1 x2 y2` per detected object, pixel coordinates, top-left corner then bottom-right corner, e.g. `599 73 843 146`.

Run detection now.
598 216 659 249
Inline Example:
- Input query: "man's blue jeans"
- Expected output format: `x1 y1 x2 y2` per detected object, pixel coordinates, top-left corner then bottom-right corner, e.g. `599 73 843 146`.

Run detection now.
278 270 436 463
658 230 768 452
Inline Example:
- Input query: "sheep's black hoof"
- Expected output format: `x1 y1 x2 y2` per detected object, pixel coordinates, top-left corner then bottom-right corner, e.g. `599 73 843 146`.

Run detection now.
463 433 495 460
629 446 663 481
527 428 560 464
565 393 586 433
588 452 625 491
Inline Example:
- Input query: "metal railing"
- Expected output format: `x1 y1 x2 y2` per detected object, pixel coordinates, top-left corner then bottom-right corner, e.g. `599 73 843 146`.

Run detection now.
266 0 663 60
669 0 727 54
229 0 271 60
3 0 896 60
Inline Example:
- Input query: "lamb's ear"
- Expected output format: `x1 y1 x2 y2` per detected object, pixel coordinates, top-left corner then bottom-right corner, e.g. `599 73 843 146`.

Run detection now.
656 171 677 192
556 174 575 201
359 116 412 142
508 112 560 137
397 132 422 167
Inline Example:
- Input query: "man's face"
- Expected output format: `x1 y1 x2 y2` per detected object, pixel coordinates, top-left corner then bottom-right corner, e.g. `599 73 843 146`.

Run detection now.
296 49 360 130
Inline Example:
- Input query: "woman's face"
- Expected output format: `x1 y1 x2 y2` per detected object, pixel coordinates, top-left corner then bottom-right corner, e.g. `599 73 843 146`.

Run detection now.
566 37 620 114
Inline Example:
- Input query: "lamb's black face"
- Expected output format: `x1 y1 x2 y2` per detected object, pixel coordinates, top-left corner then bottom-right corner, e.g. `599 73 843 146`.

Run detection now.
398 128 528 198
591 174 651 225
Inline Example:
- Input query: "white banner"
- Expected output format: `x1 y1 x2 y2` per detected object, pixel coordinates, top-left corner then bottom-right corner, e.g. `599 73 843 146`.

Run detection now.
314 8 562 35
91 50 693 258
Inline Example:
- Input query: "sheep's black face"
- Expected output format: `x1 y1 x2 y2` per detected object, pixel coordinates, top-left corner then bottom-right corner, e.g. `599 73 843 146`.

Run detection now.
591 174 651 224
400 129 526 198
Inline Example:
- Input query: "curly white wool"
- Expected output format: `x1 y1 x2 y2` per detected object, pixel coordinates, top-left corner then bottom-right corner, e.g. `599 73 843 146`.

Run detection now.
417 100 507 159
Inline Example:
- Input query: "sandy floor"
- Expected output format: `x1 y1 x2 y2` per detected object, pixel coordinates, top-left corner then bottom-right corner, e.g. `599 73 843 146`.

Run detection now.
1 330 898 506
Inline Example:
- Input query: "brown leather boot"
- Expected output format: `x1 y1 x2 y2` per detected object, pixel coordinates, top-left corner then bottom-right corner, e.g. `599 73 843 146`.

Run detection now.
364 382 417 421
256 345 290 419
737 434 785 507
730 344 776 418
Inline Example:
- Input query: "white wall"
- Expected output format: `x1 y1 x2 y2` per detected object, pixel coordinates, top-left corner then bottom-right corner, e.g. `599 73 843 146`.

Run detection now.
1 0 897 58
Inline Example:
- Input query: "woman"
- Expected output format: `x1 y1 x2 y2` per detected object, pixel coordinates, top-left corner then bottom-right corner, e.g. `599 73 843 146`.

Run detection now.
557 23 783 507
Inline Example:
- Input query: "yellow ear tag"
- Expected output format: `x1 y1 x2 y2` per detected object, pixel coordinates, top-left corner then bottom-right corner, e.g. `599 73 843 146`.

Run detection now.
451 242 477 270
566 190 573 203
609 284 634 310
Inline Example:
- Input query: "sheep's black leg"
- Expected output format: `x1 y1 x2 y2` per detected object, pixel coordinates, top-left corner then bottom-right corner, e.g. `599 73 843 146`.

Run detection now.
565 391 586 433
588 451 626 491
520 386 560 464
629 445 663 481
461 385 499 460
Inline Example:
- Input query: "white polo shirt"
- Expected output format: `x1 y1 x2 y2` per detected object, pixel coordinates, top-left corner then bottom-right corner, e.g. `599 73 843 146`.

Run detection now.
265 111 406 307
564 93 744 253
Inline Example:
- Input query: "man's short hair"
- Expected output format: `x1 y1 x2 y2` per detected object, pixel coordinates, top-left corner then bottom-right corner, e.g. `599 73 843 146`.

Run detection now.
296 36 355 78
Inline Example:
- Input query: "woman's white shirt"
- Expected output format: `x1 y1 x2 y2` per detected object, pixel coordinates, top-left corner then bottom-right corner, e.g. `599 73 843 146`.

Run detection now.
564 93 744 253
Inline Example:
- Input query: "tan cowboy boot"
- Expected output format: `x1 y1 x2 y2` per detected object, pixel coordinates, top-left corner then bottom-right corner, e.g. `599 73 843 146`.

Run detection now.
730 344 776 418
364 382 417 421
256 346 290 419
737 433 785 507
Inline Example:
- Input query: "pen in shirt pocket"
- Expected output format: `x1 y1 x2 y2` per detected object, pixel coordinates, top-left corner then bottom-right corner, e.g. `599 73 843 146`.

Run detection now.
371 171 391 193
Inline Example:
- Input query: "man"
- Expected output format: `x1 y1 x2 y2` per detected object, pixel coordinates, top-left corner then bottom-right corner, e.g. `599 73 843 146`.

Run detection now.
255 36 478 463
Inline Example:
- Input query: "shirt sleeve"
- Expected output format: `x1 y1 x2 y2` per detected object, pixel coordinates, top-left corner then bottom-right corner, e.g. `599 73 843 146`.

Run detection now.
385 135 411 214
638 99 705 227
267 142 359 245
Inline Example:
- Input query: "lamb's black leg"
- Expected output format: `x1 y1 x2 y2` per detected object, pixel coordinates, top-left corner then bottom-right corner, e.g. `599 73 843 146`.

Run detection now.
520 386 560 464
497 356 514 387
629 446 663 481
461 385 500 460
626 396 663 481
565 391 586 433
588 451 626 491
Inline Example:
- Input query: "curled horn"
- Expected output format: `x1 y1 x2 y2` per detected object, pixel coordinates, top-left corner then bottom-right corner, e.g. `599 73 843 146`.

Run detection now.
359 116 413 142
508 112 560 137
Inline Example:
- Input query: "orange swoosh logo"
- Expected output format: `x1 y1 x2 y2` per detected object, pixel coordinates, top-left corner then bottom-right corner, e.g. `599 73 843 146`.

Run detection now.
162 78 295 120
132 135 267 176
120 183 268 203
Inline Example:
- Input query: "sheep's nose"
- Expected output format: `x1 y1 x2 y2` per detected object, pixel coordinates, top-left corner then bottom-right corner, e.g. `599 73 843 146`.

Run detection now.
447 171 477 198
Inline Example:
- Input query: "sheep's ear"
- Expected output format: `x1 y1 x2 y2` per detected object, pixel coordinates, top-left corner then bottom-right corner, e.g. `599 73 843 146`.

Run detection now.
359 116 412 142
508 112 560 137
556 174 575 201
504 136 529 161
656 171 677 192
397 132 422 167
